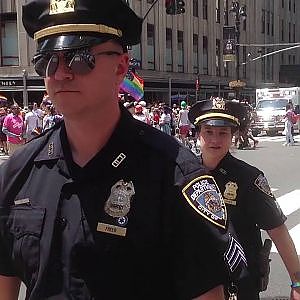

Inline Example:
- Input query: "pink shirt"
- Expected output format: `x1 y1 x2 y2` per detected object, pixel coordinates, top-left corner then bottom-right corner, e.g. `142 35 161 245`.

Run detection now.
3 113 24 144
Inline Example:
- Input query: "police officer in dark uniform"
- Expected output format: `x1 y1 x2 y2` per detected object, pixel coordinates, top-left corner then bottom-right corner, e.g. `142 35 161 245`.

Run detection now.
188 98 300 300
0 1 247 299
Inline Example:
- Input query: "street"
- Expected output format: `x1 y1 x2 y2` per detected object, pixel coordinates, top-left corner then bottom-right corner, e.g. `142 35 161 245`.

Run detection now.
0 134 299 300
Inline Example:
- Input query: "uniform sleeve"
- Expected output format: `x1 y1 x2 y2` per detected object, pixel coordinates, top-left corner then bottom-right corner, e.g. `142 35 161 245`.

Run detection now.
170 165 247 299
243 172 287 230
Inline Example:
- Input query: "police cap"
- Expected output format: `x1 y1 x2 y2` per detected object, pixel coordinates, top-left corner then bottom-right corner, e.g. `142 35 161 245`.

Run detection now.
188 98 246 128
22 0 143 53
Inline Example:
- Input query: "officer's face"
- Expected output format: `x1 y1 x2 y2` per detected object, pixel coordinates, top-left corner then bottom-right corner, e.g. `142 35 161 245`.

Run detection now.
198 125 233 160
44 40 129 118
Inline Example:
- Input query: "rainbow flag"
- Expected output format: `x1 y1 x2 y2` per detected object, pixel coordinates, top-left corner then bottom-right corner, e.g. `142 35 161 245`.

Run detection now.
120 71 144 101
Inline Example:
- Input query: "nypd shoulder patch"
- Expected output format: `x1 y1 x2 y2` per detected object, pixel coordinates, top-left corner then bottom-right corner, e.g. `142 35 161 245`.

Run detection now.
254 174 273 196
182 175 227 229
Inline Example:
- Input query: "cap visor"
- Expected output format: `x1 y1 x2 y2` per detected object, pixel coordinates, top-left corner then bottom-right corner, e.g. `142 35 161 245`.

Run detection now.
202 119 237 127
36 35 113 52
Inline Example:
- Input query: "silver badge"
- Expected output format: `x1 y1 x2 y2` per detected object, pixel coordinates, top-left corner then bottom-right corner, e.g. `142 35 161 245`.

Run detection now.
104 180 135 218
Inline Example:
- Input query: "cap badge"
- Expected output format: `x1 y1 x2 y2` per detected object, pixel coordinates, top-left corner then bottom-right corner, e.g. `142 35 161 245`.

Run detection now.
223 181 238 206
182 175 227 229
212 97 225 110
104 180 135 218
50 0 75 15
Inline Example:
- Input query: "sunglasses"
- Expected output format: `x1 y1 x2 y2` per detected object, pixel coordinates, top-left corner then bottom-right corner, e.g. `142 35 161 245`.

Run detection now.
32 48 122 78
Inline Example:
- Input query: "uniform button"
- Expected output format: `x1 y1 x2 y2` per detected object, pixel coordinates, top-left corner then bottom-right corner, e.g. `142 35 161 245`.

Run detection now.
139 130 145 136
56 217 67 229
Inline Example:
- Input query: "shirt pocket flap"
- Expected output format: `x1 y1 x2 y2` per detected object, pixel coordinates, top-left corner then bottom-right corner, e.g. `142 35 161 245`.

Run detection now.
6 207 46 239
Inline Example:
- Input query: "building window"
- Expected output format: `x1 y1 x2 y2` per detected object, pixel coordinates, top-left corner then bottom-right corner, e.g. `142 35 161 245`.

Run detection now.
203 0 208 20
130 44 141 66
282 0 284 8
281 19 284 41
224 0 229 25
177 31 184 72
216 39 221 76
193 34 199 74
293 24 296 42
216 0 220 23
293 55 296 64
166 28 173 72
193 0 199 17
261 9 265 34
147 24 155 70
271 12 274 36
289 0 291 11
243 47 247 78
203 36 208 75
288 22 291 42
224 61 229 77
281 53 284 65
0 13 19 66
267 11 270 35
147 0 154 3
294 0 296 13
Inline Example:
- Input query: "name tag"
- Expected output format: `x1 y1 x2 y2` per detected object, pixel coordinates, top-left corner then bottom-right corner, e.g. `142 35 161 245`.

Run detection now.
97 222 127 237
14 198 30 205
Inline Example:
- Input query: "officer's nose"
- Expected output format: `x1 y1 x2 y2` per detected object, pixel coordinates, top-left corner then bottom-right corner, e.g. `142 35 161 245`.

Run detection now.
53 54 74 81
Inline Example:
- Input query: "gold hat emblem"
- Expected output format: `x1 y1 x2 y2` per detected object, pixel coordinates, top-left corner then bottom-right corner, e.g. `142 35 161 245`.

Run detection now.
50 0 75 15
212 97 225 110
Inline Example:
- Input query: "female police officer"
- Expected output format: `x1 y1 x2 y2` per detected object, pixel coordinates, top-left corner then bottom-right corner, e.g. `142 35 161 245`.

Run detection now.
0 1 247 299
188 98 300 300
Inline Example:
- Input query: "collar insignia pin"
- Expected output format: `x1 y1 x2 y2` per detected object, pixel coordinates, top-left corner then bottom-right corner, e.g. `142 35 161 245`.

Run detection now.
112 153 126 168
48 142 54 157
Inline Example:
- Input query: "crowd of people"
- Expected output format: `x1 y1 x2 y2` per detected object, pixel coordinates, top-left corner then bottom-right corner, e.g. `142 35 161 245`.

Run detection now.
0 98 63 156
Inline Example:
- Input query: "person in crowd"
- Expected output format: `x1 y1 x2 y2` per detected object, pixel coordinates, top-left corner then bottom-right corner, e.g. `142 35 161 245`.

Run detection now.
0 1 247 299
159 105 172 135
283 103 295 146
177 100 191 143
188 98 300 300
1 104 24 155
33 102 45 128
0 107 8 155
42 104 62 131
24 103 40 142
132 103 149 124
123 101 135 115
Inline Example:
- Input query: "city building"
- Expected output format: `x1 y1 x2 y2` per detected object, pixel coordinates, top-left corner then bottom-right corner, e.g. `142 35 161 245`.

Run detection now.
0 0 299 107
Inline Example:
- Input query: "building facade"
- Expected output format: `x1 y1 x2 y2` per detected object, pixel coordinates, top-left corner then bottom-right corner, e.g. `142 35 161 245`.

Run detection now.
0 0 299 106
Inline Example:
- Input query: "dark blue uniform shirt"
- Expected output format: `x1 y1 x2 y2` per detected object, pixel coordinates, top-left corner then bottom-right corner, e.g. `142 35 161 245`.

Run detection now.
0 108 246 300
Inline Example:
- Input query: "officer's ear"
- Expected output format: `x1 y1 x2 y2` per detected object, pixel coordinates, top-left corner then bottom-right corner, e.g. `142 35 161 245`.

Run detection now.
115 53 129 78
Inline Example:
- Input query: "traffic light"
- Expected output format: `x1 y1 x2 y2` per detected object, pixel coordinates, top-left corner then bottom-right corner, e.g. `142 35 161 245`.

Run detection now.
176 0 185 14
165 0 176 15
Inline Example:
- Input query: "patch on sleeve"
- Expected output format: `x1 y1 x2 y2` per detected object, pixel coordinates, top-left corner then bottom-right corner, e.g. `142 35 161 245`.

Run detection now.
182 175 227 229
224 235 248 272
254 174 273 196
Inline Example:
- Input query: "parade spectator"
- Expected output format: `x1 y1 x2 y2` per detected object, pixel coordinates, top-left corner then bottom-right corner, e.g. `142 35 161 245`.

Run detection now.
283 103 295 146
2 104 24 155
24 104 40 142
0 107 8 155
132 104 149 124
159 105 172 135
42 105 62 131
177 100 190 143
